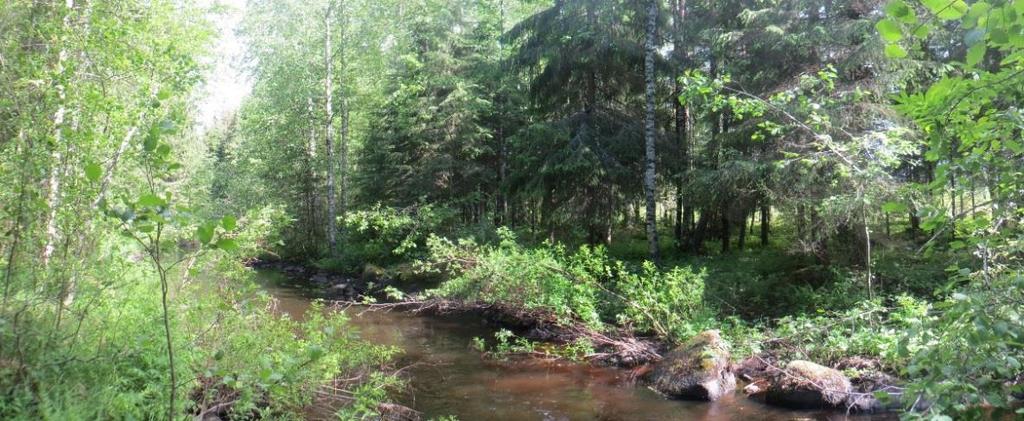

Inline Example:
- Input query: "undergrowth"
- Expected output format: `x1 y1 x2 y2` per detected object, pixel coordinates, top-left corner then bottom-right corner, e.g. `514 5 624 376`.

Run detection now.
0 206 399 420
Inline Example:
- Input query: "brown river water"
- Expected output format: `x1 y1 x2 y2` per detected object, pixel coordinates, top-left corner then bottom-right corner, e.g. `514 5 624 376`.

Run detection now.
257 270 893 421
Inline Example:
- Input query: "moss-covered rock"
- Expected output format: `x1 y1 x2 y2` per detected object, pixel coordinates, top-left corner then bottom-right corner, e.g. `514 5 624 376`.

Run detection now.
362 263 386 283
764 360 852 409
648 330 736 401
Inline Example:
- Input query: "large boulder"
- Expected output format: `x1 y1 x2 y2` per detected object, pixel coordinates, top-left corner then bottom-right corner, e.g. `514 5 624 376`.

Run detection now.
648 330 736 401
764 360 852 409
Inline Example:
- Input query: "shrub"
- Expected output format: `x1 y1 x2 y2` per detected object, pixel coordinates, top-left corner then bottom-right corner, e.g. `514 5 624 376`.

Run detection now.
902 271 1024 418
425 229 712 339
318 204 455 273
765 295 931 372
612 262 711 339
424 229 604 328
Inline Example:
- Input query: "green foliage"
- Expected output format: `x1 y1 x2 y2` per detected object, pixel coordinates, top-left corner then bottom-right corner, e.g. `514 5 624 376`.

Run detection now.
612 262 711 339
768 296 931 371
877 0 1024 415
6 0 1024 418
901 272 1024 418
185 295 398 419
426 229 710 341
425 229 604 328
0 210 398 419
0 0 400 416
318 204 455 273
492 329 539 356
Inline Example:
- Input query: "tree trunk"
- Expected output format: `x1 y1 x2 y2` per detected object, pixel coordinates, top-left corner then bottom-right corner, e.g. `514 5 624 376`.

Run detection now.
760 203 770 246
738 210 747 250
306 97 318 253
496 0 508 226
796 204 806 241
340 99 349 221
720 205 730 253
324 2 337 256
43 2 75 267
643 0 660 263
673 0 688 248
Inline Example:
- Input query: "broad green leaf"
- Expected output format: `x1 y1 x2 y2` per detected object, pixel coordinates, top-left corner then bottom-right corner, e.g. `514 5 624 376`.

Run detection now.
196 224 214 244
137 193 165 208
923 0 968 20
964 28 986 46
221 215 237 231
885 43 909 58
876 19 903 42
215 238 239 252
962 2 991 29
882 201 909 213
966 42 987 66
990 28 1009 45
885 0 912 19
1005 138 1023 153
143 131 158 152
913 23 932 38
85 163 102 182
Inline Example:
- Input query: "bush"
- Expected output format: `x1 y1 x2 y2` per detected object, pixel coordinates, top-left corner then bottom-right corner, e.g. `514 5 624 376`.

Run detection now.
425 229 604 328
318 204 455 273
612 262 712 339
425 228 712 339
902 271 1024 418
765 295 930 372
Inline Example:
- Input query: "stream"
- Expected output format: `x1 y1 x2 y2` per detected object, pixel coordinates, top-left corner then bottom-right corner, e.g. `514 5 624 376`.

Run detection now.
257 270 891 420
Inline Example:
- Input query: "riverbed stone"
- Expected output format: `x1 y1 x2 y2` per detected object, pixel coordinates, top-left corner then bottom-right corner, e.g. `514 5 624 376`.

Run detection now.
649 330 736 401
764 360 852 409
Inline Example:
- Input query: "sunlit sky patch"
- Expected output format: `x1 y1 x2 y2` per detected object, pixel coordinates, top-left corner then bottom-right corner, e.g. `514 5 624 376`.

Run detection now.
195 0 252 133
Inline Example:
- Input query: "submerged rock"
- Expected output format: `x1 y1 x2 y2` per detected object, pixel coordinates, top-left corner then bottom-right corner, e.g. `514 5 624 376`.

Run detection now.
648 330 736 401
764 360 851 409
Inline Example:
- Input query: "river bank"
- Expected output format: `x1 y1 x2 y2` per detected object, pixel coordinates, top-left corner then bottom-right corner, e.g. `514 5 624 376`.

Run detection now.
255 266 900 420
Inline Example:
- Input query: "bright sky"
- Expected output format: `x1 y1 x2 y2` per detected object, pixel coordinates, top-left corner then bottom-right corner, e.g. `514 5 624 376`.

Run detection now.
195 0 251 133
